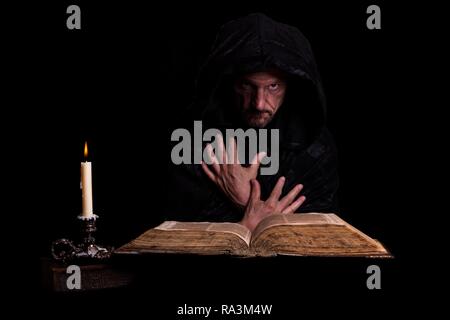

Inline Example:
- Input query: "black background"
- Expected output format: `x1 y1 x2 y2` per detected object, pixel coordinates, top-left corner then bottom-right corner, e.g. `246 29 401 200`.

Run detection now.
5 0 441 316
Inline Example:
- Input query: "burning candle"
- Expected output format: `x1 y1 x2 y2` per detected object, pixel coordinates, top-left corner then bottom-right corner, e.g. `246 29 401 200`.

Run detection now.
80 142 94 218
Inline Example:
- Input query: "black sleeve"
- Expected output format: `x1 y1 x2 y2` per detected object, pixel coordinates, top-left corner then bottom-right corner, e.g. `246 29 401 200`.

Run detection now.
296 133 339 213
164 163 242 222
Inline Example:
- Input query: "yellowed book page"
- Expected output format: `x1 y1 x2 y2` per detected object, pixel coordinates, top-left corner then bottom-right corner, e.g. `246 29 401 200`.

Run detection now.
251 213 340 243
207 223 251 246
253 224 389 256
155 221 212 231
338 222 388 253
249 213 390 257
156 221 251 246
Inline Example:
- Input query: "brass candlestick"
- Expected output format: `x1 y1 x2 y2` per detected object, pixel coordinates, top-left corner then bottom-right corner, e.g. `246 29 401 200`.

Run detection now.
51 214 113 262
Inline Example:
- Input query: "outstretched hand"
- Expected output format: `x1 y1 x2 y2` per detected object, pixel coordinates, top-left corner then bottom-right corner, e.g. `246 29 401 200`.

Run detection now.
239 177 306 232
201 136 266 208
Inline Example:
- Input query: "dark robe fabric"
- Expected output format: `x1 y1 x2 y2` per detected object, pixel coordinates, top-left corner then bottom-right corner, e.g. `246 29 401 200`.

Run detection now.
165 13 339 222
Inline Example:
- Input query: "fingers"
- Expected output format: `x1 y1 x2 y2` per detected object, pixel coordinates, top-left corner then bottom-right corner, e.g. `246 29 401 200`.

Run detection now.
267 176 285 204
282 195 306 214
250 151 266 165
226 137 239 164
279 184 303 210
249 179 261 203
201 161 217 184
205 144 221 175
249 151 266 175
216 134 226 164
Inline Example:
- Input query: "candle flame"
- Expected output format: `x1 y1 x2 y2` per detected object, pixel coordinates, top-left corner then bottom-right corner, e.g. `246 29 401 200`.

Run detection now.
84 142 88 159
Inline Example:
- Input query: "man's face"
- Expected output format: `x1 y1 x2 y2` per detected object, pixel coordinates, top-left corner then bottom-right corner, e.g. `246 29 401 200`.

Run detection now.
234 70 287 128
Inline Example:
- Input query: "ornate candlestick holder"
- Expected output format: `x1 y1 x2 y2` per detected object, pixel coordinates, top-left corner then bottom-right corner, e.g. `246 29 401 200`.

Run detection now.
51 214 113 262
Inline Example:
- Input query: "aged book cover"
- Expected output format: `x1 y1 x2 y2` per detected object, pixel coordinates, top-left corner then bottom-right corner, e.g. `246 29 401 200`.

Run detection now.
115 213 391 258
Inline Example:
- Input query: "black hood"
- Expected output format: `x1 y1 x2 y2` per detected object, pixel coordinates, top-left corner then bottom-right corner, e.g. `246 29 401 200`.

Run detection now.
193 13 327 150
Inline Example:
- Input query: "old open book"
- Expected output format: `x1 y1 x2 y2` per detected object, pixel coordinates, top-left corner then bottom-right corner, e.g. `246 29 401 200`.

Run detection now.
115 213 391 257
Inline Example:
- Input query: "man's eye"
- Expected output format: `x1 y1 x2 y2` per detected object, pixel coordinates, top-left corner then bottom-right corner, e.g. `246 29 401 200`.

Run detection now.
269 83 279 91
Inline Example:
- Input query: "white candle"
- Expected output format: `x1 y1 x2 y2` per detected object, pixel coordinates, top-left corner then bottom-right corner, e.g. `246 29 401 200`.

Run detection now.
81 142 94 218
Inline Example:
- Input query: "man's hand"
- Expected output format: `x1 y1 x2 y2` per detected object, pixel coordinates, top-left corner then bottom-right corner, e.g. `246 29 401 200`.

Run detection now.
239 177 306 232
201 136 266 208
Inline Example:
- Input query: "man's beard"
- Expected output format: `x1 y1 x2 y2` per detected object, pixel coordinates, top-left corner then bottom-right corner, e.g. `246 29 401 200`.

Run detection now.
243 110 273 128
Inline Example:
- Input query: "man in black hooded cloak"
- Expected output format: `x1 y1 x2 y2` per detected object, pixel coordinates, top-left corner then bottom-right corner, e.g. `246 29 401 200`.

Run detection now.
166 13 339 231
